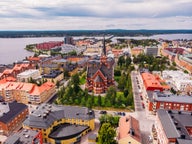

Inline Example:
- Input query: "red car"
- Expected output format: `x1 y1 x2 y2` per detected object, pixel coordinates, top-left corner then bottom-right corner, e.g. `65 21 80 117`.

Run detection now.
142 102 145 108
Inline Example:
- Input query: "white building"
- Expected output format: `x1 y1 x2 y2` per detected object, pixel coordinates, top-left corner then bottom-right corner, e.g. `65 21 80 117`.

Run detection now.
162 70 192 92
17 69 41 82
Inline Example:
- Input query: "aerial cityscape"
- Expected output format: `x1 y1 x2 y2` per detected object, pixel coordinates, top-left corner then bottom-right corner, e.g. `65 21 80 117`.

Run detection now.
0 1 192 144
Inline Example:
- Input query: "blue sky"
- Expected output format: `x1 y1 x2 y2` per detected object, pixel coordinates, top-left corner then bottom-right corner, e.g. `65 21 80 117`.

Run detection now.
0 0 192 30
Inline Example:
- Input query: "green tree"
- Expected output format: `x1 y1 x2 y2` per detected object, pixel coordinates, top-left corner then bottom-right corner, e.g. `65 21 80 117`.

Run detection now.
98 123 116 144
98 95 102 106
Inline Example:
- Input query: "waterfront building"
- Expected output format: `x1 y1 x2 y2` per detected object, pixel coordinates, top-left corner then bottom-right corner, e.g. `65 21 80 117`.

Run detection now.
118 115 142 144
23 103 95 144
36 41 63 51
17 69 41 82
86 38 115 94
156 109 192 144
4 129 43 144
147 91 192 113
0 81 56 104
0 101 28 136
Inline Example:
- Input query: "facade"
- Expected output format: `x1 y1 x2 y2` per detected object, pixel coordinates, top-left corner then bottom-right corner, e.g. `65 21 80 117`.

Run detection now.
162 70 192 92
145 46 159 56
86 38 115 94
64 36 74 45
141 73 170 92
0 101 28 136
4 129 43 144
147 91 192 113
0 81 56 104
17 69 41 82
118 115 141 144
36 41 63 51
23 104 95 144
156 109 192 144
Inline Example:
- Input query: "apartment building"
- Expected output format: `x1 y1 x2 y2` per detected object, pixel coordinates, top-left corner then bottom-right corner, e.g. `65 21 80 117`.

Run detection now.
0 101 28 136
162 70 192 92
0 82 56 104
156 109 192 144
147 91 192 113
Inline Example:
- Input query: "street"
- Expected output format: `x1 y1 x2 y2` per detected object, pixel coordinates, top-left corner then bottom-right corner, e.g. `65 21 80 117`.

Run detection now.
131 71 156 144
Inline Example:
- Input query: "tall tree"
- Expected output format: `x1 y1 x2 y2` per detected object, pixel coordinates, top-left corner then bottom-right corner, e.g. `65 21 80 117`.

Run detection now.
98 123 116 144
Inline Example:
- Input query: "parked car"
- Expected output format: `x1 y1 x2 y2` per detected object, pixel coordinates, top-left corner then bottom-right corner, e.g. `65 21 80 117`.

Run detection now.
99 110 107 114
142 102 145 108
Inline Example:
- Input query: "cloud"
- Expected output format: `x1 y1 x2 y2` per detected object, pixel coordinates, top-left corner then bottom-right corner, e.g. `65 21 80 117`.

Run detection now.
0 0 191 30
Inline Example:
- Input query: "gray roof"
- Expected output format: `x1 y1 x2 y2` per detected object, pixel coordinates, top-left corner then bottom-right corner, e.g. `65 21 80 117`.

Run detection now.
177 139 192 144
87 56 114 80
157 109 192 141
94 75 103 82
157 109 180 138
0 101 28 124
152 92 192 104
4 129 40 144
23 104 95 129
49 123 89 140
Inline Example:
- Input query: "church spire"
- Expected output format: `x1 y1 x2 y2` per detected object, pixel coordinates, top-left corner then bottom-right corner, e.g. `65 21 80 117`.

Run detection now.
103 36 106 56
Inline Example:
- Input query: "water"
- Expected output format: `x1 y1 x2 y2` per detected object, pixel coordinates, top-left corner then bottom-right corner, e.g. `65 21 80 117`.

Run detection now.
0 37 63 64
0 34 192 65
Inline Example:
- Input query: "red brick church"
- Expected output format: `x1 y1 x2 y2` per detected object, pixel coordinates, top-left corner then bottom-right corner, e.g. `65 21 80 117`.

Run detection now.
86 38 115 94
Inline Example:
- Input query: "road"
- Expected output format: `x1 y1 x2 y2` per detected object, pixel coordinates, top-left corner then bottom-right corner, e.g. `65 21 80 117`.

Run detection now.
131 71 156 144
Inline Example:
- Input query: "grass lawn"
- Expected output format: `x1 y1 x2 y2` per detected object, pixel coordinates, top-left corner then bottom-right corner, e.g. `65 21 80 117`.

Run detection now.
80 73 86 85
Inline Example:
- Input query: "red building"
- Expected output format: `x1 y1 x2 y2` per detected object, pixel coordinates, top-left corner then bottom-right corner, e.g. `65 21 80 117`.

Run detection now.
86 38 115 94
4 129 43 144
36 41 63 51
156 109 192 144
0 101 28 136
141 73 170 92
147 91 192 113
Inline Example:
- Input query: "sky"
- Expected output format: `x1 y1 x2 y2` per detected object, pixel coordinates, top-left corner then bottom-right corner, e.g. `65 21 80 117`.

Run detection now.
0 0 192 30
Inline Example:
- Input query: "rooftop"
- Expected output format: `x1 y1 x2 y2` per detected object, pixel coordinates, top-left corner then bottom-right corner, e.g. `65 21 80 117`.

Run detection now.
151 91 192 104
0 101 28 124
157 109 192 141
4 129 40 144
17 69 39 76
49 123 89 140
119 115 141 143
23 103 95 129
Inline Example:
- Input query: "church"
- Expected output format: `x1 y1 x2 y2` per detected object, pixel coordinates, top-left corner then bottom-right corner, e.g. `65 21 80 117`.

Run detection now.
86 38 115 94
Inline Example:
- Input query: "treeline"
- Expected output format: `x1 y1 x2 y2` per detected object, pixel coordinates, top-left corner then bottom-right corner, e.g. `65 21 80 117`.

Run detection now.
1 29 192 38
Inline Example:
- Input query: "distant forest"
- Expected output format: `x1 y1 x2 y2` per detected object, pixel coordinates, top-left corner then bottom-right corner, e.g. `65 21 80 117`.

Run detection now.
0 29 192 38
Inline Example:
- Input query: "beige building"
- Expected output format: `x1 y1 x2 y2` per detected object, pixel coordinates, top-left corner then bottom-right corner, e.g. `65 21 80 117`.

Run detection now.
17 69 41 82
0 82 56 105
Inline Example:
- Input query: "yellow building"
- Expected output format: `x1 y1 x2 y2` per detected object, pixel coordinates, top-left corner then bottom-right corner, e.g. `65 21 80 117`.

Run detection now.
43 71 64 84
23 104 95 144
